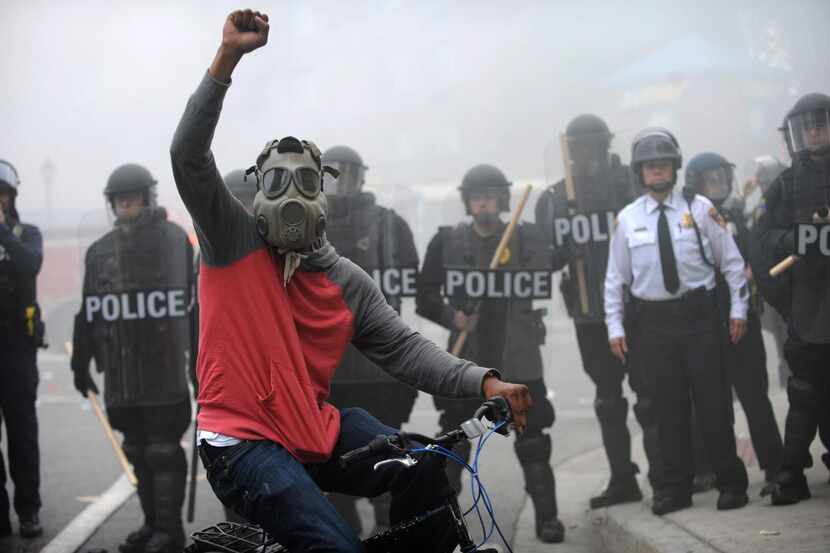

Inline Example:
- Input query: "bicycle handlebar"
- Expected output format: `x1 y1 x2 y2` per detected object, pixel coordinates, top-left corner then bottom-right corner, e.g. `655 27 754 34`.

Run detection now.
338 396 512 468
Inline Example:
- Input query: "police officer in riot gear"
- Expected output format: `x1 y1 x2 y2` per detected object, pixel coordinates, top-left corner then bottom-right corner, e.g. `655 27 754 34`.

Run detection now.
0 160 44 539
321 145 419 534
71 164 195 553
605 128 750 515
685 152 784 483
752 92 830 505
535 114 663 509
418 164 564 543
744 156 792 385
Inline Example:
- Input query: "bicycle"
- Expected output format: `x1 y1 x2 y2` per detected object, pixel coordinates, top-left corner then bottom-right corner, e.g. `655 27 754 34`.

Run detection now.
185 396 516 553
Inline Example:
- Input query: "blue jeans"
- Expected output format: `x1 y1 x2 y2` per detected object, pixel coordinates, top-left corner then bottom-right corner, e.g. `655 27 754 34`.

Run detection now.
199 408 457 552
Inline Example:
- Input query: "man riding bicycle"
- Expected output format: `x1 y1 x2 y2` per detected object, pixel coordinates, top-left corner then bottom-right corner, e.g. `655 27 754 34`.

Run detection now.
170 9 532 553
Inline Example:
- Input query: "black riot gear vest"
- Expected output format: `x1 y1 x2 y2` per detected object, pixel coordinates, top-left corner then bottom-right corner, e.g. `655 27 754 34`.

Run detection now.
440 222 548 382
536 160 637 324
82 208 193 407
789 159 830 343
0 223 39 338
326 192 419 383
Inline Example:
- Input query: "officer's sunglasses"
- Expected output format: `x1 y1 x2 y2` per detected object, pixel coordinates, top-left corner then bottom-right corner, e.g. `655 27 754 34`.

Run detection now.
261 167 322 199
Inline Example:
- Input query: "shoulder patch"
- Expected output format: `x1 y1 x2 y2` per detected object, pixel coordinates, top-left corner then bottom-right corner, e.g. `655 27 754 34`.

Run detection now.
708 207 727 228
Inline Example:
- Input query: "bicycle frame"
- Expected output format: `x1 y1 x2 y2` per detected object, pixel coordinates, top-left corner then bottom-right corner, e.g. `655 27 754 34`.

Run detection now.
188 397 512 553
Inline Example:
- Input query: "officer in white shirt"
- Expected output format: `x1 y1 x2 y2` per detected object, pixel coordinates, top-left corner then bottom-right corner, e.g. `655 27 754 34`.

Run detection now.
604 128 750 516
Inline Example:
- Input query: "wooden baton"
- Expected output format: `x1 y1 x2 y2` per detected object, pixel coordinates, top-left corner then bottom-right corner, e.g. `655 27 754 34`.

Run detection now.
450 184 533 356
65 340 137 487
559 133 591 315
87 391 139 487
769 255 798 278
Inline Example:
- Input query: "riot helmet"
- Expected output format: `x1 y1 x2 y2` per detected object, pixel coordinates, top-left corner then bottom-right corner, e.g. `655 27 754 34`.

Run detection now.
0 159 21 221
458 164 512 216
630 127 682 192
321 145 367 196
565 114 613 175
104 163 157 217
685 152 735 207
251 136 338 252
780 93 830 159
223 168 257 211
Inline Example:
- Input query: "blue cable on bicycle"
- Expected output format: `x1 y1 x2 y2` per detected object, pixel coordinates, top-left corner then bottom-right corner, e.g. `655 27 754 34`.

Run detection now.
466 421 515 552
412 420 515 553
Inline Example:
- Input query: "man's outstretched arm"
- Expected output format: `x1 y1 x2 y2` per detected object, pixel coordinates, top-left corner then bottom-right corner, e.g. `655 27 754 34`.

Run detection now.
169 9 269 265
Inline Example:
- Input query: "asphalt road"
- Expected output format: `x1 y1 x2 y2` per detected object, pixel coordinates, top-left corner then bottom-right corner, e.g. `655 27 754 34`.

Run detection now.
1 294 612 552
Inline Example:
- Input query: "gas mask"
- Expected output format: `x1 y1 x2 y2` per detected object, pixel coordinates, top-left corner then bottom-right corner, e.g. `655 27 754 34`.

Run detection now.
251 137 339 252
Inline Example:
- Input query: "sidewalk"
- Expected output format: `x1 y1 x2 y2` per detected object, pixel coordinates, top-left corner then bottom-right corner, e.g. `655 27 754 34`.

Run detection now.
514 389 830 553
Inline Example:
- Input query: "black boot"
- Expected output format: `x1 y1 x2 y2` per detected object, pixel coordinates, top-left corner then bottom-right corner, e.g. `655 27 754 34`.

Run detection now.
593 398 641 508
18 513 43 538
716 490 748 510
119 525 155 553
148 471 187 552
520 461 564 543
590 473 643 509
144 531 178 553
765 469 811 506
121 440 155 553
651 493 692 516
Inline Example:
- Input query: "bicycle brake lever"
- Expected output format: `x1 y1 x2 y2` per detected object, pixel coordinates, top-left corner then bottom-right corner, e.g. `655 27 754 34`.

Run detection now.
373 455 417 471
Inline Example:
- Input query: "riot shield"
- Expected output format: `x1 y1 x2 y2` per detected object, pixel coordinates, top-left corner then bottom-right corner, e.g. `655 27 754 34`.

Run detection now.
554 133 634 324
78 207 192 408
326 196 418 385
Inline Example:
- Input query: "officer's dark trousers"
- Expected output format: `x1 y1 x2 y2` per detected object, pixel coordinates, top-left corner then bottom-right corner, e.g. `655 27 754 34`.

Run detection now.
635 293 748 497
725 312 783 473
576 321 666 491
0 332 41 523
576 322 639 481
780 333 830 474
108 400 191 544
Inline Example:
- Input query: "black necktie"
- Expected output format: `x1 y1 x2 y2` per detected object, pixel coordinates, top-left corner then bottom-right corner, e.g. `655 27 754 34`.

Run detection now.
658 204 679 294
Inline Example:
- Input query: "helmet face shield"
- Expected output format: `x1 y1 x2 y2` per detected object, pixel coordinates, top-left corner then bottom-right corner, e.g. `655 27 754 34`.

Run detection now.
568 135 612 177
785 108 830 157
699 166 733 204
0 161 20 192
323 161 365 196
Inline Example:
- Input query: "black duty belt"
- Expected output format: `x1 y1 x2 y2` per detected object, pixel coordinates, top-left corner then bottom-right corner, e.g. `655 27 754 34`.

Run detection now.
630 287 716 318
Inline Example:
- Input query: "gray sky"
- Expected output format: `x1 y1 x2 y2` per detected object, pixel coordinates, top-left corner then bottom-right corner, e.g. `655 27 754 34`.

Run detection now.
2 0 828 227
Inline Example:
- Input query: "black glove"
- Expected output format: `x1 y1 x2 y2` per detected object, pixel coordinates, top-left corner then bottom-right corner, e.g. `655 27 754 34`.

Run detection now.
73 369 99 398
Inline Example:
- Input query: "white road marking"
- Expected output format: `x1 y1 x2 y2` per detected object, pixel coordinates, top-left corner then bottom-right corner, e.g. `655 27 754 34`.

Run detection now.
40 475 135 553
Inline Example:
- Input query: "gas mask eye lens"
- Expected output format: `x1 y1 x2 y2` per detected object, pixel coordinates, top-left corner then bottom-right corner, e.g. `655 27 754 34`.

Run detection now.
262 168 291 198
296 168 321 198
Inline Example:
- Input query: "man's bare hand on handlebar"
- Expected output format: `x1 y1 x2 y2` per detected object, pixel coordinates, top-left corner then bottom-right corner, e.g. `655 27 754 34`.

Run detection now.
482 375 532 434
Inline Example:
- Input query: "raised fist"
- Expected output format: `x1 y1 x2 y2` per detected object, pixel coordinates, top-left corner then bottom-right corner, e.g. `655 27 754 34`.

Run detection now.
222 9 269 54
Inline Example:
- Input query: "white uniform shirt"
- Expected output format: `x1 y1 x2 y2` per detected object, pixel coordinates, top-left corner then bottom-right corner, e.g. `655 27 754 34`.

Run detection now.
604 188 748 339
